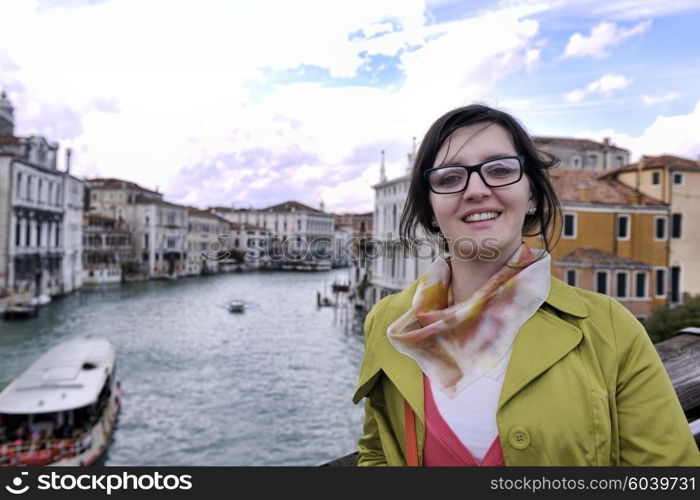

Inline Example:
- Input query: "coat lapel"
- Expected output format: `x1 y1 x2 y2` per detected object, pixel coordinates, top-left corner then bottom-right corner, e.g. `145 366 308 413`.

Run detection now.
498 277 587 409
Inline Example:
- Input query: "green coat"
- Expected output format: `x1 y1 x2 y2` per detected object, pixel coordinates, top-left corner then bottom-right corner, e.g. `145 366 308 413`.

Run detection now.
353 276 700 466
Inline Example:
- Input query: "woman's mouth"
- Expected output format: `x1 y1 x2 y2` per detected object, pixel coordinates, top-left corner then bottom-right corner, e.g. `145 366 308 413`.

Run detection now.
462 212 501 223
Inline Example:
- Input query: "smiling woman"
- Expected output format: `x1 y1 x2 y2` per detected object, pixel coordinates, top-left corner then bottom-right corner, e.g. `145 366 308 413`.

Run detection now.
353 104 700 466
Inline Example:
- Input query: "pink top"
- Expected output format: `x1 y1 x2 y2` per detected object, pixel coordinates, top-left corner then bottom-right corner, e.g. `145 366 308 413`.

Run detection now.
423 375 505 466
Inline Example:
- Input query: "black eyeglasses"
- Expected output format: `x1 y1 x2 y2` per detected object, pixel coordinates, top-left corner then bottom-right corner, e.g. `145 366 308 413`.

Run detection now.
424 155 524 194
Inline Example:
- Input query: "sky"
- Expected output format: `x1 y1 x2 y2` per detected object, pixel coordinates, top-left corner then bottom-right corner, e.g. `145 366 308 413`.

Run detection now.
2 0 700 213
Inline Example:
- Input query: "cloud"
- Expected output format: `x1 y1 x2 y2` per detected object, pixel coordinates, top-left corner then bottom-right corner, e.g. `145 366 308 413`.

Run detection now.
564 73 633 102
576 99 700 161
563 20 651 59
641 92 680 106
0 1 564 212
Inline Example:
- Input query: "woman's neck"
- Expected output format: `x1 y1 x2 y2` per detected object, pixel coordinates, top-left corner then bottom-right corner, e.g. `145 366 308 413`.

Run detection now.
448 242 522 304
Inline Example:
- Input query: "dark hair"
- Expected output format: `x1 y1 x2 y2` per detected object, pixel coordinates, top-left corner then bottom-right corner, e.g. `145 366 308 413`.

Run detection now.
399 104 561 254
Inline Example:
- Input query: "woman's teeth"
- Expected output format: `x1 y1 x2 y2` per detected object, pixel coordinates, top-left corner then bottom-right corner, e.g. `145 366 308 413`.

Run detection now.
463 212 499 223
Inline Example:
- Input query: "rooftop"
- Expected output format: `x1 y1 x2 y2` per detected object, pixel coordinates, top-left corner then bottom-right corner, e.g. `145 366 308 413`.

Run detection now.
557 247 653 269
549 170 665 206
534 136 629 153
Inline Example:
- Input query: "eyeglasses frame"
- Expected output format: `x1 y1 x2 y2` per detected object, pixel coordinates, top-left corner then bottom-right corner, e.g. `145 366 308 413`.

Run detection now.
423 155 525 194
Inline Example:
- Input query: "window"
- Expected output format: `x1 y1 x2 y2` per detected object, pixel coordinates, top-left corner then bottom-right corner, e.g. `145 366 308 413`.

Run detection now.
55 224 59 246
595 271 608 294
571 156 581 169
15 220 21 247
671 266 681 303
615 272 628 298
16 173 22 197
565 269 577 286
671 213 682 239
654 216 666 240
672 173 683 186
651 172 660 185
635 272 647 298
26 222 31 246
616 214 630 240
587 155 597 168
27 177 32 200
37 222 42 247
655 268 666 297
563 213 576 238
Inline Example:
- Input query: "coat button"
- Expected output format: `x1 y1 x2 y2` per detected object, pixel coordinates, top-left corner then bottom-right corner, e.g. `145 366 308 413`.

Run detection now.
508 428 530 450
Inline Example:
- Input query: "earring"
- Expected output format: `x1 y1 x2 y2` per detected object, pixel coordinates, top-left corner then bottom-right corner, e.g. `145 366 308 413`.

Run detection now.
431 216 439 229
526 207 536 215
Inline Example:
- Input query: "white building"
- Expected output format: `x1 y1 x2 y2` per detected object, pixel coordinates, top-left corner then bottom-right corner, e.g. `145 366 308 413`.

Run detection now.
0 91 72 301
134 198 189 278
366 151 436 310
186 207 229 275
211 201 334 269
61 149 84 293
225 222 271 269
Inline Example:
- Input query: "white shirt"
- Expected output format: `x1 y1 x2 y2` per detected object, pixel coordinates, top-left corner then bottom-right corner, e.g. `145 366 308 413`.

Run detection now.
429 346 512 461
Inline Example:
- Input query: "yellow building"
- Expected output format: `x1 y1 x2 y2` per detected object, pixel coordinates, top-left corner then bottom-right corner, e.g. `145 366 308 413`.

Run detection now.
599 155 700 305
530 170 670 319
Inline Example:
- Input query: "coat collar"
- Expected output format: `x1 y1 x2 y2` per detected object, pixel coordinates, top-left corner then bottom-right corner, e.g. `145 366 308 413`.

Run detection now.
368 276 588 421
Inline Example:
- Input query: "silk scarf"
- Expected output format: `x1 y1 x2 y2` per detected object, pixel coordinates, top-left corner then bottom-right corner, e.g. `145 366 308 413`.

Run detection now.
387 243 551 398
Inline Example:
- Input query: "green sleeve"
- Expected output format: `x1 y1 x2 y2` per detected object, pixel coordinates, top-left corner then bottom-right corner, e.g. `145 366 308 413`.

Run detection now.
357 398 388 466
611 298 700 465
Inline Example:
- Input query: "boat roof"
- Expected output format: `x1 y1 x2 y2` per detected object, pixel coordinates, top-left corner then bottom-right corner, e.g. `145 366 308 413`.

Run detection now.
0 338 116 415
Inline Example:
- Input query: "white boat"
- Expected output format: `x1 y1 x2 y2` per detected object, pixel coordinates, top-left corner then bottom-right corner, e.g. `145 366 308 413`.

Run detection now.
0 338 120 467
29 294 51 307
229 300 245 313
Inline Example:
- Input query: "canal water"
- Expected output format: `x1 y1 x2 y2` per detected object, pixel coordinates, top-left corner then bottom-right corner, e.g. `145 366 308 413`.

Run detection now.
0 268 367 466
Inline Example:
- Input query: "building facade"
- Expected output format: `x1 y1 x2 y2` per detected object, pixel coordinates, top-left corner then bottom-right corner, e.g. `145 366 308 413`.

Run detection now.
82 213 133 284
540 169 670 318
0 92 72 301
535 136 630 171
186 207 229 275
212 201 334 269
61 151 84 293
600 155 700 304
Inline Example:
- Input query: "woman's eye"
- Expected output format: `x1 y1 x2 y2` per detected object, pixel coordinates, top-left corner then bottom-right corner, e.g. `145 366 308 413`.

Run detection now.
439 174 462 185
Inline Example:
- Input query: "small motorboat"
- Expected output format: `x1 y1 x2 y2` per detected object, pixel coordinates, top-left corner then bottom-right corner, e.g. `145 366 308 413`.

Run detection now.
229 300 245 313
3 304 38 320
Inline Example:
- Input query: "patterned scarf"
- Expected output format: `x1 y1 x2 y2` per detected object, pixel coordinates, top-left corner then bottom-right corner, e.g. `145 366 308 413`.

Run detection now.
387 243 551 398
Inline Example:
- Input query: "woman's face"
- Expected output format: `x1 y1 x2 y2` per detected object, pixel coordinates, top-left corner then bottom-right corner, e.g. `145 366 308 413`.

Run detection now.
429 122 533 262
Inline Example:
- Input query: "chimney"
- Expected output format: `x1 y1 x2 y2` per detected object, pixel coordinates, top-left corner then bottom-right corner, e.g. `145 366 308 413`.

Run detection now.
578 181 593 203
65 148 72 174
629 189 642 205
603 137 611 148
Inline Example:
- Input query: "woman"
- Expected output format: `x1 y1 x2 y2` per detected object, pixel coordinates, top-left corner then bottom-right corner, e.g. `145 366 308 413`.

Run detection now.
353 104 699 466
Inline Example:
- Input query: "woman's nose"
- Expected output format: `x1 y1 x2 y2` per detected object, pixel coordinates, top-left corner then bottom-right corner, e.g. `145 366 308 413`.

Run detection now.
462 172 492 201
